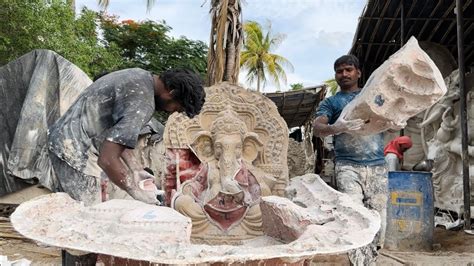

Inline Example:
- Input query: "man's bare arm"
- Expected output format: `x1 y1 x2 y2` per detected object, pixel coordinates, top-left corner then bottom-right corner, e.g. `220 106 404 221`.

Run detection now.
313 116 338 137
313 115 365 137
98 140 129 191
98 140 160 204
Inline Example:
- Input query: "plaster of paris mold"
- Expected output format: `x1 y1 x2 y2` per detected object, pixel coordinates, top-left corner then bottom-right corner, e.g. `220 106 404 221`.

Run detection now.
342 36 447 135
11 174 380 264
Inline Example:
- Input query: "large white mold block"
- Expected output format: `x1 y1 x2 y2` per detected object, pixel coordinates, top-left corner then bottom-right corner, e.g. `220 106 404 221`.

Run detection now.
342 36 447 135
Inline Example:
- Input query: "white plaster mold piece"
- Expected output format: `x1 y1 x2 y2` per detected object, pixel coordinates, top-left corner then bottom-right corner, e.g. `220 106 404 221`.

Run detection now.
342 36 447 135
11 174 380 264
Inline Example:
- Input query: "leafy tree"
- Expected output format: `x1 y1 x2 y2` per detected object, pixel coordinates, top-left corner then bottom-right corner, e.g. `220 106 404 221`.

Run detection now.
99 16 209 125
240 21 293 92
290 83 304 91
0 0 123 77
100 16 208 77
96 0 243 86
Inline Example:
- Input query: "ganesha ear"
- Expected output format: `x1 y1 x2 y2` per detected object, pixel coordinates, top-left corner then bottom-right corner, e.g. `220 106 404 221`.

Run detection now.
189 131 213 162
242 132 263 162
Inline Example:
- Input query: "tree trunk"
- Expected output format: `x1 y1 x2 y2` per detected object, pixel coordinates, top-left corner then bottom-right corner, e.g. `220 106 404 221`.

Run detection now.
207 0 242 86
257 75 260 92
68 0 76 14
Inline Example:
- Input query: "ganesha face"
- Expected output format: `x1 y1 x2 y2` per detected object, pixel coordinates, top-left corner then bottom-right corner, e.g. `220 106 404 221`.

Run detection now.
191 130 263 204
213 133 243 190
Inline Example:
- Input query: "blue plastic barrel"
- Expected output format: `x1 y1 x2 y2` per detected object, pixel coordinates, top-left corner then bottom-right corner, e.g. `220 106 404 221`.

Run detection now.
385 171 434 251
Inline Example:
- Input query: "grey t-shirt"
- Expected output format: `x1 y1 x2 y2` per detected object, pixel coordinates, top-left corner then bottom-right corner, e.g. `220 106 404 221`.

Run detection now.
48 68 155 171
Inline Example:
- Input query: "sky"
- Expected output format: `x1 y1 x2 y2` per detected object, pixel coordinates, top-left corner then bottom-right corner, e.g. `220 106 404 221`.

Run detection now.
75 0 367 92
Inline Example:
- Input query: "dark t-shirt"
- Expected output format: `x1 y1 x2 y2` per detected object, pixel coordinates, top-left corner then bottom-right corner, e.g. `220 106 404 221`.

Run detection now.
316 90 385 166
48 68 155 171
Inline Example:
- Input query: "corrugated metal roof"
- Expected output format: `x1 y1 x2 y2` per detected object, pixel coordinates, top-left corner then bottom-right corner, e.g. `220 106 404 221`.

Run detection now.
350 0 474 83
264 85 326 128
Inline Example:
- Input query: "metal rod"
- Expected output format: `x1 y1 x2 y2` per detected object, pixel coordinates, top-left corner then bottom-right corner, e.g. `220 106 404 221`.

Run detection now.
360 17 474 21
455 0 472 231
400 0 405 136
400 0 405 46
355 42 474 47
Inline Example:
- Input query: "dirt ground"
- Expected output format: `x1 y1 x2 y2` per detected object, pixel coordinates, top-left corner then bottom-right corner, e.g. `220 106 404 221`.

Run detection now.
377 227 474 265
0 217 61 264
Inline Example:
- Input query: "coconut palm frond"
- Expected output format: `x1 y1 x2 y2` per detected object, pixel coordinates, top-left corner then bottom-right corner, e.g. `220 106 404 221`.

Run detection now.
97 0 110 9
324 78 339 96
240 20 292 92
97 0 155 11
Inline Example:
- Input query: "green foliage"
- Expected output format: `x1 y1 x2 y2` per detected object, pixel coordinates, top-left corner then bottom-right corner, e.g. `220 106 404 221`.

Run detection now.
324 78 339 96
0 0 123 77
0 0 208 80
1 0 208 123
290 83 304 91
100 16 208 77
240 20 294 92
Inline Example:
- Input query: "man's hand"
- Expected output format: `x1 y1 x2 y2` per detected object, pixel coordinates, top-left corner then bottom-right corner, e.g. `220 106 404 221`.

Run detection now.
126 170 162 205
387 121 406 132
133 169 155 184
332 116 365 135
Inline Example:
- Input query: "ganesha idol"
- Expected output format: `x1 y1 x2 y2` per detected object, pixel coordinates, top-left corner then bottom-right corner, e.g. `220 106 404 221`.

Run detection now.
162 82 289 244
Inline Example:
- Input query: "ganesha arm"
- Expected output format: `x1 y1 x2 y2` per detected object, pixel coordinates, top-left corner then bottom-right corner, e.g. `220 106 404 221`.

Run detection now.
419 92 460 128
245 165 275 196
240 204 263 235
172 190 209 234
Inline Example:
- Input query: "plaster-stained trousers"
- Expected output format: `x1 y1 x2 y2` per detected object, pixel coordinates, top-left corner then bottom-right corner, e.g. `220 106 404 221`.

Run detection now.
335 163 388 248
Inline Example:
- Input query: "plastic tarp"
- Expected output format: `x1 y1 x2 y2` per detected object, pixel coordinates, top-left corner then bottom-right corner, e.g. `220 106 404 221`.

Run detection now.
0 49 92 196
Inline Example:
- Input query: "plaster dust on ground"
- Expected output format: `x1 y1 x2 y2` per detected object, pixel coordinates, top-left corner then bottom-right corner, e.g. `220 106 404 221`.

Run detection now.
0 217 61 264
377 227 474 265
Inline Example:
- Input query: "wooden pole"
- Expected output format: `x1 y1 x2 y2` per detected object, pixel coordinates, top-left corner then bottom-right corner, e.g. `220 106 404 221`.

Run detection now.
455 0 472 231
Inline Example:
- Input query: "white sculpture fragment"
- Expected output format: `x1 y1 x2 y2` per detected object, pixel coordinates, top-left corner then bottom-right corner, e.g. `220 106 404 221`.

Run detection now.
287 138 315 179
342 36 447 135
421 70 474 216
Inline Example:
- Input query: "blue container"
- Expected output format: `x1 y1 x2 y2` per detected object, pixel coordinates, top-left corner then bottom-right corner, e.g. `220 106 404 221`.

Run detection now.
385 171 434 251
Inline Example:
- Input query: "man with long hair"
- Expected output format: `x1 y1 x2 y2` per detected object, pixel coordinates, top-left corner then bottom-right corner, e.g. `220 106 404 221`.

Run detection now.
48 68 205 206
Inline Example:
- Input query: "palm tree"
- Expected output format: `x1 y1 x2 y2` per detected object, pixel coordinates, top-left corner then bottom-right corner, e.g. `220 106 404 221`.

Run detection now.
98 0 156 11
207 0 242 85
96 0 242 86
240 21 293 92
324 78 339 96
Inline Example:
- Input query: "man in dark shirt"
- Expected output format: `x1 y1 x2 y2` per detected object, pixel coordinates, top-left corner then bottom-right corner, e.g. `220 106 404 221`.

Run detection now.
313 55 387 248
48 68 205 206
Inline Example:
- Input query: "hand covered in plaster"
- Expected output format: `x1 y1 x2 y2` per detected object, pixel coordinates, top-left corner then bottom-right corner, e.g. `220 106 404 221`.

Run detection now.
332 116 365 135
387 121 406 132
126 170 162 205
